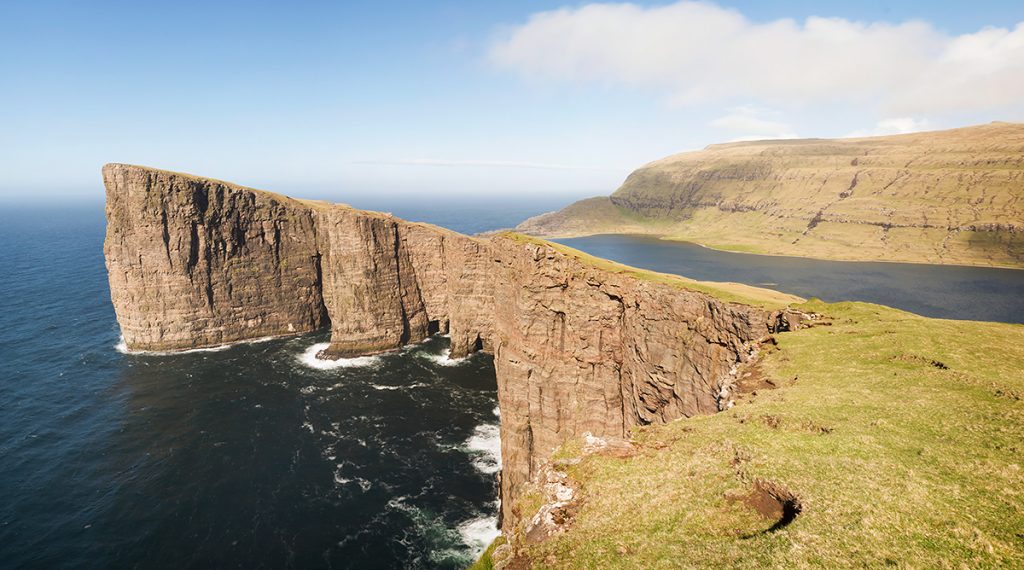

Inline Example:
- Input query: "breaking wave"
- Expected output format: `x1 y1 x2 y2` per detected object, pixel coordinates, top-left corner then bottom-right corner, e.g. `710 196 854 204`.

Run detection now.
458 515 500 556
420 348 470 367
114 335 277 355
465 423 501 475
297 342 382 370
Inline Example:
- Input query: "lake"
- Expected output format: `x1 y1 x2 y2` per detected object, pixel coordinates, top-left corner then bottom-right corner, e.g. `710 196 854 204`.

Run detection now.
555 234 1024 324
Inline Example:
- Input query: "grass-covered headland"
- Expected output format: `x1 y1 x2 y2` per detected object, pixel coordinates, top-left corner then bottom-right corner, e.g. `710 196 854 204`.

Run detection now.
478 299 1024 568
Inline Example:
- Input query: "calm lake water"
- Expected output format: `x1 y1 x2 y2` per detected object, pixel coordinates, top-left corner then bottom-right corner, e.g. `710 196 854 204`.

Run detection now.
556 234 1024 324
2 197 1021 570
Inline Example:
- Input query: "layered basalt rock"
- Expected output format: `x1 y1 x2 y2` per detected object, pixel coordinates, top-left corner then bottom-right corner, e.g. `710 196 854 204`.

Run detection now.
104 164 801 525
103 164 326 351
487 241 796 523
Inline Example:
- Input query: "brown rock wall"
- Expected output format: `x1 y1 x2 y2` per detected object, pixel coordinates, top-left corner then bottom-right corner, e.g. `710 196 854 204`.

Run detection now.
103 164 325 351
105 164 792 527
487 237 778 521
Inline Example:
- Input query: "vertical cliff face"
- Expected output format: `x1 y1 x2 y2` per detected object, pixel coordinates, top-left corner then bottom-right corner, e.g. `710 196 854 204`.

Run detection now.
312 209 497 359
314 208 432 357
104 164 326 351
104 164 799 526
487 238 787 521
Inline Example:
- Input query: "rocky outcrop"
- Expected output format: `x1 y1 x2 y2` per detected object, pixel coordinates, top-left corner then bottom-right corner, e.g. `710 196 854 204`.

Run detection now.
104 165 327 351
518 122 1024 268
104 164 804 526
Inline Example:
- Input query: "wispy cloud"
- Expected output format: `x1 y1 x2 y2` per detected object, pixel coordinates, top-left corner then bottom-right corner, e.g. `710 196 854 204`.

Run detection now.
349 159 613 171
489 1 1024 115
710 106 798 140
844 117 931 138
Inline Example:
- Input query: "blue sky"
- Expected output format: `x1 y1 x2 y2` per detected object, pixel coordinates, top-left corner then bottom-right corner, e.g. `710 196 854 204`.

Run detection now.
2 1 1022 202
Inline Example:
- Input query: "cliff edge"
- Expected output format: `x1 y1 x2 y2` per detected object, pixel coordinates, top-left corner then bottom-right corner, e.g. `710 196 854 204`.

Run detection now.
103 164 807 527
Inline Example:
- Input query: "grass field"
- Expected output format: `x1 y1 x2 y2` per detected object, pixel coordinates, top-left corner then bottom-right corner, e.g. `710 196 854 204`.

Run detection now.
480 300 1024 568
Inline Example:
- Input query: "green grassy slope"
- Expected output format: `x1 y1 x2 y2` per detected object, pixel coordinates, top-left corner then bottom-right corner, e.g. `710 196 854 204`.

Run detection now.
490 300 1024 568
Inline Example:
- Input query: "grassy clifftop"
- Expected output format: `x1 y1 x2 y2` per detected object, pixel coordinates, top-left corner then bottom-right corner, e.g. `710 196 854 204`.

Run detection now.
484 300 1024 568
517 122 1024 268
501 232 802 308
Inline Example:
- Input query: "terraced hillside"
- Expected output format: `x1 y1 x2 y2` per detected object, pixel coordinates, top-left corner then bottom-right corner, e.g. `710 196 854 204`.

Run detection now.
518 122 1024 268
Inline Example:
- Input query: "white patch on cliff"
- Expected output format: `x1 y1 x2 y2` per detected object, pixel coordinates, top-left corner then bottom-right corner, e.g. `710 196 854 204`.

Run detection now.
458 515 500 556
465 423 502 475
297 342 382 370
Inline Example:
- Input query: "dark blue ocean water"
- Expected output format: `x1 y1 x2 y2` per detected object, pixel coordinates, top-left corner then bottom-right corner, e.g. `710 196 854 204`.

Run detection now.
2 197 1021 570
0 197 558 570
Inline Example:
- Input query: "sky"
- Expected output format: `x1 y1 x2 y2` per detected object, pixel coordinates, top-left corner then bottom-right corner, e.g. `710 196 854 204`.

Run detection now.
1 0 1023 203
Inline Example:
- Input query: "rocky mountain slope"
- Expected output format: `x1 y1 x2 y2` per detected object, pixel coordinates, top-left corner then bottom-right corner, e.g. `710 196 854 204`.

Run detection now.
103 164 805 527
518 122 1024 268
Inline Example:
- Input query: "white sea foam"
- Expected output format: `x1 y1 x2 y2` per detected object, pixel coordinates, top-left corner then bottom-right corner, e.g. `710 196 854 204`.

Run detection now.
370 382 426 391
114 335 276 356
333 472 372 491
297 343 381 370
458 516 500 556
465 424 501 475
420 348 469 367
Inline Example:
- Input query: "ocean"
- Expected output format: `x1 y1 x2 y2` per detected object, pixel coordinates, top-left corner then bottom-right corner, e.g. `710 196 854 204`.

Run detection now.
0 197 560 570
2 196 1021 569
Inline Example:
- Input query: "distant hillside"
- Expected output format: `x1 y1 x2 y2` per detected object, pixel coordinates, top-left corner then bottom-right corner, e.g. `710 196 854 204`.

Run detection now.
518 122 1024 268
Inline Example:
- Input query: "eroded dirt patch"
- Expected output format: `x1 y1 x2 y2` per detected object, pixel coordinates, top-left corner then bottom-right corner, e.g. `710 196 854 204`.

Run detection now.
728 479 803 534
894 353 950 370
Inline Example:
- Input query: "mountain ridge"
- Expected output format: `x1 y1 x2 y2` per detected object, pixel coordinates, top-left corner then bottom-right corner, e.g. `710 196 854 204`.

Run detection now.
517 122 1024 268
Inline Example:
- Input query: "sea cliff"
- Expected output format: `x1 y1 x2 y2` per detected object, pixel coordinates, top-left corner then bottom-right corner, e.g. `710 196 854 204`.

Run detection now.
103 164 806 526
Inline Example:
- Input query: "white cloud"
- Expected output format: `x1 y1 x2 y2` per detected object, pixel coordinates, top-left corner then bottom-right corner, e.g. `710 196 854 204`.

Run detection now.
489 2 1024 115
710 106 798 140
844 117 931 138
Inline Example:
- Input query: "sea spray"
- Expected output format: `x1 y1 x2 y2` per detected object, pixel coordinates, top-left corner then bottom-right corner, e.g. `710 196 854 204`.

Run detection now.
465 423 502 475
420 347 471 367
458 515 500 556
